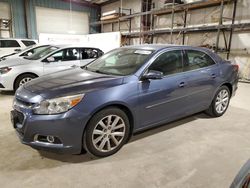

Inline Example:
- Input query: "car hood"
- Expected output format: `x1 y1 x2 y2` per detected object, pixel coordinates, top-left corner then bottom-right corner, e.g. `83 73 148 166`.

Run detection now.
24 68 124 99
0 57 31 67
0 52 17 60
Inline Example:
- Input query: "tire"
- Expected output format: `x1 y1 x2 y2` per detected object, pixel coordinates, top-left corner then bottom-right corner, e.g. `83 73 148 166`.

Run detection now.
205 85 231 117
84 107 130 157
14 74 37 91
230 159 250 188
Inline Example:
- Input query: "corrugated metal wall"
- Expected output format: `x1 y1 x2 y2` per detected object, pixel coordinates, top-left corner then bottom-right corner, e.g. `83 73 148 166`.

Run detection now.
0 0 100 38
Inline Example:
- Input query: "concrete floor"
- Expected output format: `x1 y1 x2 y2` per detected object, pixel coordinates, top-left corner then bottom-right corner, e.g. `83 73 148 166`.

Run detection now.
0 83 250 188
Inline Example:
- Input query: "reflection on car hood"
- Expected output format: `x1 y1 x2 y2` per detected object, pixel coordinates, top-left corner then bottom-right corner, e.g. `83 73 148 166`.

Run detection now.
0 57 31 68
24 68 124 99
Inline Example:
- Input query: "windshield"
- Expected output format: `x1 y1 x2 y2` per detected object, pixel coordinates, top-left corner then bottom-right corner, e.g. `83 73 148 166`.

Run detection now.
14 45 34 55
20 45 49 57
85 48 153 76
24 46 59 60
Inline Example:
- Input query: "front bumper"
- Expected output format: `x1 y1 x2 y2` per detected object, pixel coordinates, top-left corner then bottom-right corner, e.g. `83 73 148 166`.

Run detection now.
0 73 14 91
11 102 90 154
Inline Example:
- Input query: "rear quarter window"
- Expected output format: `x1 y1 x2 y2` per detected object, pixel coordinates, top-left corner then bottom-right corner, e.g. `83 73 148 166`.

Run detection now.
0 40 21 48
21 40 36 47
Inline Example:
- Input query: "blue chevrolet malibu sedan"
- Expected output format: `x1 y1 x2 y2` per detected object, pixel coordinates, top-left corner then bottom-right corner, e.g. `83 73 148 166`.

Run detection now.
11 44 238 157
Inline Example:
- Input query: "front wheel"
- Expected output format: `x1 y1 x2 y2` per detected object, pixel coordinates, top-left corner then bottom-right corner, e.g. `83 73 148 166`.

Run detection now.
206 86 231 117
84 107 130 157
14 74 37 91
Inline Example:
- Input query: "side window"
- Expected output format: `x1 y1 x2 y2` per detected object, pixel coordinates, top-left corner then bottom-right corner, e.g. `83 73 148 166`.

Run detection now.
97 49 104 57
0 40 21 48
80 48 103 60
48 48 79 62
50 50 63 62
80 48 90 60
21 40 36 47
63 48 79 61
149 50 183 76
184 50 215 71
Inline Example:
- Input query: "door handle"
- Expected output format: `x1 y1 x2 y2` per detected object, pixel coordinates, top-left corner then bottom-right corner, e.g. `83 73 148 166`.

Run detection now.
211 73 216 79
179 82 186 88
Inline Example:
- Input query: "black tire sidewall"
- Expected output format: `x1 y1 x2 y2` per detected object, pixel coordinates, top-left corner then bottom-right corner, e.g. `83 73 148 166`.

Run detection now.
14 74 37 91
212 86 231 117
84 107 130 157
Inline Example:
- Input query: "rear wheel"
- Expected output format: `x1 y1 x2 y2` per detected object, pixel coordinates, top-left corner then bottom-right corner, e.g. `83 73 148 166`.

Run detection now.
84 107 130 157
206 86 230 117
14 74 37 91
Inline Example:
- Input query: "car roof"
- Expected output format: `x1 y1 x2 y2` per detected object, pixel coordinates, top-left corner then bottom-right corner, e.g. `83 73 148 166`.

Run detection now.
121 44 210 52
54 44 101 49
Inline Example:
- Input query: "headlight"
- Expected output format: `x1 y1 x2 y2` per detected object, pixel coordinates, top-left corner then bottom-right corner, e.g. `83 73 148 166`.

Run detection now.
0 67 12 74
33 94 84 115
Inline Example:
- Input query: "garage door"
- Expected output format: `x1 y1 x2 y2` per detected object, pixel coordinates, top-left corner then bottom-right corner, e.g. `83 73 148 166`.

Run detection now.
35 7 89 35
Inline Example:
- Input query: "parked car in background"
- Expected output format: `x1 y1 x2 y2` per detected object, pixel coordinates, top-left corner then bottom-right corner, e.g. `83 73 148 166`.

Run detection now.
0 38 38 58
0 45 103 91
0 44 50 62
11 44 238 157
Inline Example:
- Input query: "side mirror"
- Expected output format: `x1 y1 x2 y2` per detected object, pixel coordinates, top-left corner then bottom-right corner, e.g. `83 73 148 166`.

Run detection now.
27 52 33 56
142 70 163 80
46 56 55 62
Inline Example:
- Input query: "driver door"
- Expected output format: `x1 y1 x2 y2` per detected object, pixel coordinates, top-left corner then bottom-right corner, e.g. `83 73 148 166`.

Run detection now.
42 48 80 75
137 49 191 129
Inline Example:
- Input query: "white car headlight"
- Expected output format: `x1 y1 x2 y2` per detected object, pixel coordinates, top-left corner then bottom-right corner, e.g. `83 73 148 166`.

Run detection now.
0 67 12 74
33 94 84 115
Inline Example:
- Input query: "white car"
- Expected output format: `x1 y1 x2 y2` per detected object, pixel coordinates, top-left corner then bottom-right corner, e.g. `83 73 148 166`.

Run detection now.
0 44 50 61
0 38 38 58
0 45 103 91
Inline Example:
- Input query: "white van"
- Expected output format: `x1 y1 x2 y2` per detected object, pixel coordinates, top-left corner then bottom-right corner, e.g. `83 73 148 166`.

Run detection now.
0 38 38 58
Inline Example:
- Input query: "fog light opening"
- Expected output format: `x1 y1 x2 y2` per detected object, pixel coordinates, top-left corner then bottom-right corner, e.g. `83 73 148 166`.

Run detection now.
47 135 55 143
34 134 62 144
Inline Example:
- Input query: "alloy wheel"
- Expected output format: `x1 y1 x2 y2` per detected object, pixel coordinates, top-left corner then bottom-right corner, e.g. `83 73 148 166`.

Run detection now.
92 115 126 152
215 89 229 114
19 77 33 86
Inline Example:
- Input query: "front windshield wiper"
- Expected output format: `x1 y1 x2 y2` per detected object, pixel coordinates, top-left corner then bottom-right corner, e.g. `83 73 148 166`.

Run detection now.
83 66 123 76
83 67 110 75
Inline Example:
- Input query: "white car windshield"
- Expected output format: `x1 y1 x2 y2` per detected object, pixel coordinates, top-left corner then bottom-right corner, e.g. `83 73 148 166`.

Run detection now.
24 46 59 60
18 45 35 54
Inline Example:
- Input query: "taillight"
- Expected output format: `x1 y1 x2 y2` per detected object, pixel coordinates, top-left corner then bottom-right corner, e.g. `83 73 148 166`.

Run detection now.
233 64 239 72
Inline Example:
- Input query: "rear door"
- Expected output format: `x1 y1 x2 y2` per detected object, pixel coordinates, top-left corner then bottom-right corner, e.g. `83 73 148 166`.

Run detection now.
182 49 220 112
42 48 80 75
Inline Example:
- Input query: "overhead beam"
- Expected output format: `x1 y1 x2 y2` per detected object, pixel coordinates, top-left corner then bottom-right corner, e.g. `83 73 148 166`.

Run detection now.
61 0 100 8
